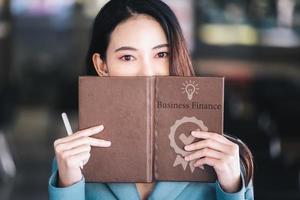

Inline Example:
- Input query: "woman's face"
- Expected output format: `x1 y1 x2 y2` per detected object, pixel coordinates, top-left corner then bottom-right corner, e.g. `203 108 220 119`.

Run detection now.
93 14 170 76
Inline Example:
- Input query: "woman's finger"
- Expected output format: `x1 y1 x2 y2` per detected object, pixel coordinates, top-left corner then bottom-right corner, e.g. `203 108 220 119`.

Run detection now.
56 136 111 152
60 144 91 159
65 151 91 169
184 138 232 155
88 137 111 147
54 124 104 146
82 157 89 166
77 125 105 137
184 147 225 162
193 157 226 171
74 151 91 166
191 131 231 145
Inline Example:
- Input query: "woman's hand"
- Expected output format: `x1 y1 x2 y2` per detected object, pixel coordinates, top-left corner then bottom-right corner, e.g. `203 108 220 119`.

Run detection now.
54 125 111 187
184 131 241 193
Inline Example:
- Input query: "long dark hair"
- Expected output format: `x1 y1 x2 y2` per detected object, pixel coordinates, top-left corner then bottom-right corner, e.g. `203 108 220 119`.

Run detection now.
85 0 253 186
85 0 194 76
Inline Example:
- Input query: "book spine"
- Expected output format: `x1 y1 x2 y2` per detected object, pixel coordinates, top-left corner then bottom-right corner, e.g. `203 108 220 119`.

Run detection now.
78 77 83 130
153 77 159 180
146 77 155 182
221 77 225 134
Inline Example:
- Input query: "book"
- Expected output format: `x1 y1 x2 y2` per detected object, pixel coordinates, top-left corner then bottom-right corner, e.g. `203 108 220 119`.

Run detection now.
78 76 224 183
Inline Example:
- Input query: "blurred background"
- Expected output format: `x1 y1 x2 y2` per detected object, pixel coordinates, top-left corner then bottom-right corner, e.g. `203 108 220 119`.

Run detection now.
0 0 300 199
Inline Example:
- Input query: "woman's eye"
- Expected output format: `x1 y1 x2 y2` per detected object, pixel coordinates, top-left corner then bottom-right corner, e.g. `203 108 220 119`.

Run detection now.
120 55 135 61
156 52 169 58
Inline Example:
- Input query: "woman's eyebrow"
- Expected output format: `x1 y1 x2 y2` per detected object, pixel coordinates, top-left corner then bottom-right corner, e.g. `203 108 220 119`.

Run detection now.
153 43 169 49
114 46 137 52
114 44 169 52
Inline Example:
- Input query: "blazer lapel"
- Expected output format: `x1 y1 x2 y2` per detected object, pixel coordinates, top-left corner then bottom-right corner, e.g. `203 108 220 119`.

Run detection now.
107 182 189 200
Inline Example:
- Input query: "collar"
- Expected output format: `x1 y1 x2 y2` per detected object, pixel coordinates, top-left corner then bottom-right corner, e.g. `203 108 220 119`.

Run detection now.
107 181 189 200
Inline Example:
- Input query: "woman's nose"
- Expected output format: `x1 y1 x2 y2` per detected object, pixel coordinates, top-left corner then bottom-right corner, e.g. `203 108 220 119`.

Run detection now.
139 61 155 76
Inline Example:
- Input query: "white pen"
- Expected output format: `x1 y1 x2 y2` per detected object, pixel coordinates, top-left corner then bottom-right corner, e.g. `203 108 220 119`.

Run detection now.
61 112 84 169
61 112 73 136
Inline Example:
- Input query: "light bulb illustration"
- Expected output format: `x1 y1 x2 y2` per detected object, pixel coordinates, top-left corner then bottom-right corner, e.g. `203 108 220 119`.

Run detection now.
181 80 199 100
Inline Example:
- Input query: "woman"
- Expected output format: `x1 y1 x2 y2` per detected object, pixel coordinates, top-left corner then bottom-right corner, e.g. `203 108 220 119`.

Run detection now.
48 0 254 199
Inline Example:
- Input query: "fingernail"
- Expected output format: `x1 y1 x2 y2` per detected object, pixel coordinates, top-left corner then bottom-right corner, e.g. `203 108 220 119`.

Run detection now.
191 131 197 136
96 125 104 131
184 145 190 151
104 140 111 146
184 156 189 161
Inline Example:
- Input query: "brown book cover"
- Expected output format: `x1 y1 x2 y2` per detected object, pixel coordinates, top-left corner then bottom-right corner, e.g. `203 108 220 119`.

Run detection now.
79 76 224 183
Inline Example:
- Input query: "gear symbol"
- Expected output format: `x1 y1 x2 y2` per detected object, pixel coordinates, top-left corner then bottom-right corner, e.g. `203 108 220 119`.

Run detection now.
169 116 208 157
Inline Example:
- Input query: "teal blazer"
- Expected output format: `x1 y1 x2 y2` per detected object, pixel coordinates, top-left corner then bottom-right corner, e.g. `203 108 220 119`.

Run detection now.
48 160 253 200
